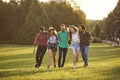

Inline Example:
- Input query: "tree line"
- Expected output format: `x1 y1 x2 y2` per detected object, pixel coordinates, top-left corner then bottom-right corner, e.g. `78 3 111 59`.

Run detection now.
88 0 120 42
103 0 120 41
0 0 86 44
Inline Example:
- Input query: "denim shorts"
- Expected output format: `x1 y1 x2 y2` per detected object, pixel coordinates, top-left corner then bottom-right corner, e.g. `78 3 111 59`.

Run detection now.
71 43 80 51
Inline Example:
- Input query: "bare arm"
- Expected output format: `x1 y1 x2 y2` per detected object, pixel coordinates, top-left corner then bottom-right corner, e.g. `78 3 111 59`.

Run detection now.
89 35 94 42
33 34 38 53
33 46 37 53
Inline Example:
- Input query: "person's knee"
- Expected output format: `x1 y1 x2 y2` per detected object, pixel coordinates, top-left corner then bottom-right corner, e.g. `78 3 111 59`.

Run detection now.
53 55 56 59
48 53 52 57
74 54 77 58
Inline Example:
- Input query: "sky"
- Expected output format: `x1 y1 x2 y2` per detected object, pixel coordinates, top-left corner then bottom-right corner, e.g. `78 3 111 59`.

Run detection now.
3 0 119 20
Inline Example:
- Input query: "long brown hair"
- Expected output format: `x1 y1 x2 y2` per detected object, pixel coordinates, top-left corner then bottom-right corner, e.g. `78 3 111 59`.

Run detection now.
69 25 78 42
49 29 56 36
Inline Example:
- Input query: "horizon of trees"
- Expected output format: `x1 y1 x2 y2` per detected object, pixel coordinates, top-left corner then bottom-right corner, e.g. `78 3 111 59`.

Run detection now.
88 0 120 42
0 0 86 44
0 0 120 44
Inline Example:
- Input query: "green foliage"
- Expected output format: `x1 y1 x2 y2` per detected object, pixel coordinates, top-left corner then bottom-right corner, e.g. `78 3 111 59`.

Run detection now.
86 20 100 33
87 0 120 40
93 37 102 43
103 0 120 39
93 25 101 37
0 0 86 44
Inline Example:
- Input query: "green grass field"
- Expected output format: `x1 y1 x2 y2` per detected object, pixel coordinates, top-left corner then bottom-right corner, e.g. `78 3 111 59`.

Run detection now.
0 43 120 80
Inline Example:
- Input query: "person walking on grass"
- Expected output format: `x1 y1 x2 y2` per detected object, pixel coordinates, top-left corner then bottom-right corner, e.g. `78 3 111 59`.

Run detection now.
58 24 69 68
79 24 93 67
33 26 49 68
47 27 58 68
69 25 80 68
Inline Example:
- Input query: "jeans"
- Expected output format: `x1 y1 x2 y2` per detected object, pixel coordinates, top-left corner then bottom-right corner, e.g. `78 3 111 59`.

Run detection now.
80 45 89 66
58 47 68 67
35 45 47 67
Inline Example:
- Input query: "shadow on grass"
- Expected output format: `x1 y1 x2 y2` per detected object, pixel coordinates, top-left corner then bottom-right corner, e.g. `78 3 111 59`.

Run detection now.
89 46 120 62
0 53 34 61
0 53 36 69
0 66 75 78
102 67 120 80
39 78 81 80
0 68 56 78
89 54 120 63
0 44 32 48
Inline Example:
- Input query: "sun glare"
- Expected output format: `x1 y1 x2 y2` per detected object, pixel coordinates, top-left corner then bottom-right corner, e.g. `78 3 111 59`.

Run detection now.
75 0 118 20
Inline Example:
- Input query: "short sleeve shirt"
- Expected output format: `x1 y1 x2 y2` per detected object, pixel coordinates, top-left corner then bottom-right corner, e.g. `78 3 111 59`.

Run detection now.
79 31 91 46
58 31 69 48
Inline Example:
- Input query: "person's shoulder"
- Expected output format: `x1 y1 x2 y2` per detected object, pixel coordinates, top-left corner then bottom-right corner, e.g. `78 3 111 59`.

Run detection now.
85 31 90 34
44 31 49 34
36 33 40 35
65 31 69 34
35 33 41 37
76 31 79 34
58 31 62 34
85 31 91 36
44 31 48 33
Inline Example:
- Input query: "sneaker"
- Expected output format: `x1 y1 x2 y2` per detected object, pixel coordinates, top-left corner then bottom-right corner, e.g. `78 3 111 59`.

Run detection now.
54 64 56 68
73 65 77 68
47 65 50 68
61 64 64 67
84 64 88 67
35 64 39 68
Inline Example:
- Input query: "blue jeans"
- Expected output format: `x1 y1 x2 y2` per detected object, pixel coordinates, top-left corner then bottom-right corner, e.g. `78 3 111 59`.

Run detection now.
80 45 89 66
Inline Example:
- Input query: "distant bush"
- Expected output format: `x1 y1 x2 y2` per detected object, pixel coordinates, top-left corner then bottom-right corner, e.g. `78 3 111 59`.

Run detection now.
93 37 102 43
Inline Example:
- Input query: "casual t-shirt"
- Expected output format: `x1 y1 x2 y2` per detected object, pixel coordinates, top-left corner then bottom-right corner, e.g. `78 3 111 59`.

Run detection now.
79 31 91 46
58 31 69 48
33 31 49 46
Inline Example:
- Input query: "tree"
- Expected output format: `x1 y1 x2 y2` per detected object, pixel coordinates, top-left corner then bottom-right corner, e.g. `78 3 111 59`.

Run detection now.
93 24 101 38
17 0 41 44
0 0 86 44
103 0 120 40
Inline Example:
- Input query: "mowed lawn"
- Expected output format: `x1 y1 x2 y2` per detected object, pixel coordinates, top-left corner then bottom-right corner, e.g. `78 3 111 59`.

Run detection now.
0 43 120 80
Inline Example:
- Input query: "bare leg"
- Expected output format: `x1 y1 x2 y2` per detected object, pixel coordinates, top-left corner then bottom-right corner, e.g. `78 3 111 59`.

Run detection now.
53 51 56 68
76 49 80 63
72 48 77 67
47 49 52 68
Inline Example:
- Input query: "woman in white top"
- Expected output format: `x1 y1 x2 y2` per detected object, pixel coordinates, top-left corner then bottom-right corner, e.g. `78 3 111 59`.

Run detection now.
69 25 80 68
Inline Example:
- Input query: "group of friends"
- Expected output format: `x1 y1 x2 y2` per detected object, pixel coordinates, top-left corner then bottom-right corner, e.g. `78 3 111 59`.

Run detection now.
33 24 93 68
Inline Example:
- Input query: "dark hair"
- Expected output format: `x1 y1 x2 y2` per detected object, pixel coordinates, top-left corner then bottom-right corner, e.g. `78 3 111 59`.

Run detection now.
79 24 86 30
49 29 55 35
40 26 44 31
69 25 77 32
60 24 65 27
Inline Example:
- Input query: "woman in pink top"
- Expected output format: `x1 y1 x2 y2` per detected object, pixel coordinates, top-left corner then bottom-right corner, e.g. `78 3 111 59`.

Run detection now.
33 26 49 68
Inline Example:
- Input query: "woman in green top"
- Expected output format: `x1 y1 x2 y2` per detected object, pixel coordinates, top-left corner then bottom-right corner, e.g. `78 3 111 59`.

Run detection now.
58 24 69 68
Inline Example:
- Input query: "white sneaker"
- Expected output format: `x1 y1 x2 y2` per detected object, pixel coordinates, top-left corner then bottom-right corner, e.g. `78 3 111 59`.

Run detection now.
73 65 77 68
